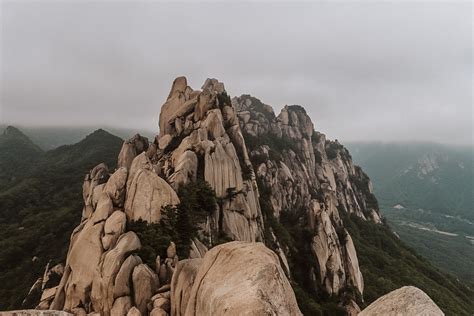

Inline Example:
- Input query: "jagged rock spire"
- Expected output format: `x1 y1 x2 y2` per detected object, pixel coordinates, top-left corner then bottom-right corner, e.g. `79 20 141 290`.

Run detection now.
155 76 264 243
27 76 386 315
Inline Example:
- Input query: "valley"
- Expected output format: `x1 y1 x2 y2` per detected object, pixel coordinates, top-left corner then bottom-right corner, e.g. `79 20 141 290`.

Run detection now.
348 142 474 285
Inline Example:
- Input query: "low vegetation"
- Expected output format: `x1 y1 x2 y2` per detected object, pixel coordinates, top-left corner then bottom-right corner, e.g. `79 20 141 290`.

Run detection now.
383 207 474 283
127 180 216 265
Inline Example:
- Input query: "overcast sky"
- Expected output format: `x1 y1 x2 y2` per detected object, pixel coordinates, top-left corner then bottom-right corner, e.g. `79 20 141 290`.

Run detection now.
0 1 472 144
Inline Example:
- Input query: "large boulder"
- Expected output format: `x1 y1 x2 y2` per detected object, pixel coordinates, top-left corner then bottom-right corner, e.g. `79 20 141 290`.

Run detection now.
125 166 180 223
82 163 109 221
132 264 160 315
170 259 202 316
124 151 179 223
62 221 104 311
117 134 149 170
101 211 126 250
127 306 142 316
159 76 197 136
91 193 114 224
359 286 444 316
111 296 132 316
126 152 154 193
114 255 142 298
104 167 128 207
91 232 141 315
171 241 302 315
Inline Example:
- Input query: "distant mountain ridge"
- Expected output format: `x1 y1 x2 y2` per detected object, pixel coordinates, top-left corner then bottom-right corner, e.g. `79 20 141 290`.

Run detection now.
347 141 474 285
0 126 44 190
0 125 154 151
346 141 474 220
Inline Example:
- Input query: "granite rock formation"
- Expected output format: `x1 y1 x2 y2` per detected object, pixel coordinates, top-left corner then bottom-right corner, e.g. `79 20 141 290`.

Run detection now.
359 286 444 316
19 76 388 315
170 241 301 315
233 95 381 296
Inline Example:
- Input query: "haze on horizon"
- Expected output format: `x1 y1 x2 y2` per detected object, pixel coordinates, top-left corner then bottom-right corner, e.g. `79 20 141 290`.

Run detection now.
0 1 472 145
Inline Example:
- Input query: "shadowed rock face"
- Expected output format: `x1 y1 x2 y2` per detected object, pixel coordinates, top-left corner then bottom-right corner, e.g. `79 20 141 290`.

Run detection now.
22 76 386 315
359 286 444 316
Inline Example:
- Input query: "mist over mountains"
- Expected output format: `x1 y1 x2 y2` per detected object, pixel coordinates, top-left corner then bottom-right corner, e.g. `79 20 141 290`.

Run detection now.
347 141 473 220
0 77 473 315
0 125 154 151
347 141 474 284
1 1 471 315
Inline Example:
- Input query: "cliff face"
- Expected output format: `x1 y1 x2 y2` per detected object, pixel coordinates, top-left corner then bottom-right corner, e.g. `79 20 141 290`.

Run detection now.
155 78 381 297
35 77 383 315
155 78 264 243
234 95 381 296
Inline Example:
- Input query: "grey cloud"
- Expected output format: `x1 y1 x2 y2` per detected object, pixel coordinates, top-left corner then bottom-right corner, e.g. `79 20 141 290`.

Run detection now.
1 1 472 144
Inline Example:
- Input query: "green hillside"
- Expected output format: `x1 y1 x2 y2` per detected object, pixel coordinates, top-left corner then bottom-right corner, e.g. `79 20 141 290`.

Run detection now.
0 126 44 190
344 214 474 315
382 207 474 282
0 128 123 310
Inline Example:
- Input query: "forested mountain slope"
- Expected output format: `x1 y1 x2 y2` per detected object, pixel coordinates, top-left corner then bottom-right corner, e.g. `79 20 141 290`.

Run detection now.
347 142 473 220
0 128 123 310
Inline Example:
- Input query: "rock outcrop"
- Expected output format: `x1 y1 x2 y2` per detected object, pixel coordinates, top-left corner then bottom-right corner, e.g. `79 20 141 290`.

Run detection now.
156 77 264 243
47 152 166 315
170 242 302 315
359 286 444 316
117 134 149 170
19 76 388 315
22 262 64 310
233 95 380 295
0 311 73 316
125 153 180 222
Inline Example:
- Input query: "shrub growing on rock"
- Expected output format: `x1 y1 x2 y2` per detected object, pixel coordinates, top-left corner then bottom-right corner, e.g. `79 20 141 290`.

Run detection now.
127 180 217 265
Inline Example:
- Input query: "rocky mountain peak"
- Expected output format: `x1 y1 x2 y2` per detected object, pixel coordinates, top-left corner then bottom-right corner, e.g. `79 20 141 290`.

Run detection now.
142 76 379 306
1 126 39 147
3 125 25 137
278 104 314 140
232 94 276 118
0 126 43 160
155 76 263 243
23 76 387 315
